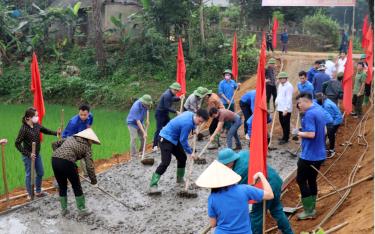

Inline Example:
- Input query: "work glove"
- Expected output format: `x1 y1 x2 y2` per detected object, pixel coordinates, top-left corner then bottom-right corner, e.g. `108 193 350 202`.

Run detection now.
292 128 299 136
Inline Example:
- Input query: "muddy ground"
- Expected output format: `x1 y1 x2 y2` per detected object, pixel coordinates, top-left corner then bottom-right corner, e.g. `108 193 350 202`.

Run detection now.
0 134 298 234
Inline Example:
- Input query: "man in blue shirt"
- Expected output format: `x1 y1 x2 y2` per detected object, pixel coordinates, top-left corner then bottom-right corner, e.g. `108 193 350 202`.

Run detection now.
315 93 343 158
307 61 320 83
280 28 288 53
294 93 326 220
312 64 331 95
218 69 240 111
217 148 294 234
126 94 152 159
152 82 183 151
62 104 93 138
297 71 314 96
148 109 209 195
239 90 256 137
246 114 272 140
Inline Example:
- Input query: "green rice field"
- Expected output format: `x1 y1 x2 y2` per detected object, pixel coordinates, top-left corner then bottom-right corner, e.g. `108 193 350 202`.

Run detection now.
0 104 156 195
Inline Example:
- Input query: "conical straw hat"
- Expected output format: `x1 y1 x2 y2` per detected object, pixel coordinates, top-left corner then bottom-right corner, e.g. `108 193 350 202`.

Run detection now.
74 128 101 145
195 160 241 188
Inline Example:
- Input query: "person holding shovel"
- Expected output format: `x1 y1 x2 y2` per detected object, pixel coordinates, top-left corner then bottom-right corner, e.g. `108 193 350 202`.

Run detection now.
148 109 209 195
294 93 327 220
184 87 211 112
218 69 240 111
52 128 100 217
195 160 274 234
15 107 61 200
126 94 152 159
217 148 294 234
209 107 242 150
152 82 183 151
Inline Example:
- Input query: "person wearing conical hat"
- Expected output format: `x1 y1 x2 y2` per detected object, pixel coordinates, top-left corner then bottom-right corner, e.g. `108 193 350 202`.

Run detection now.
217 149 293 234
51 128 100 217
127 94 152 159
196 160 274 234
183 87 211 112
265 58 277 112
152 82 184 152
275 71 294 145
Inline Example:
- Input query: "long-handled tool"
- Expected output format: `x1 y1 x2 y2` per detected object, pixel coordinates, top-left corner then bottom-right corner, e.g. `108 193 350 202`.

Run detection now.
30 142 36 200
194 139 212 165
268 110 277 149
59 109 64 140
226 87 239 110
178 129 199 198
292 112 300 141
287 144 301 157
179 95 185 113
79 175 135 210
1 143 10 208
141 127 154 165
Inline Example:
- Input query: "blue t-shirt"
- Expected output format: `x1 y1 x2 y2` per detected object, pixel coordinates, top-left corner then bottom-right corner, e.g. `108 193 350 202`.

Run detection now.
312 72 331 94
159 111 196 154
297 81 314 96
246 114 272 138
62 113 94 138
126 100 148 128
218 79 238 104
300 105 327 161
240 90 256 112
208 184 264 234
312 101 333 124
322 99 343 126
307 67 318 83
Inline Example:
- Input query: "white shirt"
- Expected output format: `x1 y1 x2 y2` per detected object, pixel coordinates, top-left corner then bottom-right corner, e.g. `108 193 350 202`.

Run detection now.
337 57 347 74
325 60 336 78
275 81 294 113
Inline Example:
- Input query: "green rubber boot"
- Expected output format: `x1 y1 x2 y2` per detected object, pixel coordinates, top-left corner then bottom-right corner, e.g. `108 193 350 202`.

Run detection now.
297 196 316 220
75 195 91 217
215 134 221 147
59 196 68 216
363 96 369 106
176 168 185 184
311 195 317 212
148 173 162 195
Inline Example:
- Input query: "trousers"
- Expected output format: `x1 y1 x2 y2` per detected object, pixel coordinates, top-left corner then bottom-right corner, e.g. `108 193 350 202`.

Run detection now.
278 112 291 141
326 124 340 150
296 158 324 198
155 139 187 175
128 125 145 157
153 112 170 147
22 155 44 196
239 101 252 135
52 157 83 197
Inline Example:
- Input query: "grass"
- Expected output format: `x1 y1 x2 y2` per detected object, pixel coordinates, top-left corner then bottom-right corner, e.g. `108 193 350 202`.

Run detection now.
0 103 157 195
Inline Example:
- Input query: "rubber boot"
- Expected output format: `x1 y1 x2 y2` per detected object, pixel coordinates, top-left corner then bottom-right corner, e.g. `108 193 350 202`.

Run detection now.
311 195 317 213
148 173 162 195
216 134 221 147
363 96 369 106
297 196 316 220
59 196 68 216
176 168 185 184
75 195 91 217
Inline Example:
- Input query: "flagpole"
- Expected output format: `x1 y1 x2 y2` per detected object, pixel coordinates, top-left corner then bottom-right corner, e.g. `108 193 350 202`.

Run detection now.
352 4 355 38
262 201 266 234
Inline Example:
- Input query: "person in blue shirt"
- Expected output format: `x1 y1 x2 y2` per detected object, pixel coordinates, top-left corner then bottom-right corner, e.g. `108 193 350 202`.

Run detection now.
152 82 183 151
218 69 240 111
315 93 343 158
148 109 209 195
126 94 152 159
294 93 327 220
312 64 331 95
280 28 288 53
195 160 274 234
62 104 93 139
239 90 256 137
246 114 272 141
297 71 314 96
307 61 320 83
217 149 294 234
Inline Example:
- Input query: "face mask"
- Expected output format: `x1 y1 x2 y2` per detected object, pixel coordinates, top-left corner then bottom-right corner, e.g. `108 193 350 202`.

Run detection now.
224 74 231 80
31 116 39 124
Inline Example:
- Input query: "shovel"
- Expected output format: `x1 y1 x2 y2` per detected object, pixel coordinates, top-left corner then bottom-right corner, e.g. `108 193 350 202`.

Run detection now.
30 142 36 200
141 127 154 166
288 144 301 157
194 139 212 165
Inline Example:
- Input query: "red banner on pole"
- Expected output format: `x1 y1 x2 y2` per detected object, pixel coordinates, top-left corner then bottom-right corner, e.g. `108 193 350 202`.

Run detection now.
362 15 369 49
343 40 353 115
365 27 373 84
272 17 278 49
232 32 238 81
176 38 186 97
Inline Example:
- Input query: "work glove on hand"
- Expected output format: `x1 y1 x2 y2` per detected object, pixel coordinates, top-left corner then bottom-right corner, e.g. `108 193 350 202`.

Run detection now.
292 128 299 136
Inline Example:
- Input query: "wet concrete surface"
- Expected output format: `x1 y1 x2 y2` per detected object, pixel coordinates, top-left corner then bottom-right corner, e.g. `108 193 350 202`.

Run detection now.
0 136 298 234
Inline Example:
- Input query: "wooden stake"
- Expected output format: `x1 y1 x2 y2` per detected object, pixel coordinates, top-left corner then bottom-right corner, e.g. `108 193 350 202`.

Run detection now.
59 109 64 140
1 144 10 208
31 142 36 200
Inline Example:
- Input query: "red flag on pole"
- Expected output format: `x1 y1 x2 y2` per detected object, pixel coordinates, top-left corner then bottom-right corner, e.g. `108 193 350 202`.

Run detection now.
30 52 46 140
362 15 369 49
272 17 278 49
232 32 238 81
365 27 373 84
342 40 353 115
248 33 268 188
176 38 186 97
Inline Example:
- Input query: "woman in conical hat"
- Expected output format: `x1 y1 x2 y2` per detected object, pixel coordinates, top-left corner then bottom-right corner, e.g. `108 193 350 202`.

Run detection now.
51 128 100 217
196 160 274 234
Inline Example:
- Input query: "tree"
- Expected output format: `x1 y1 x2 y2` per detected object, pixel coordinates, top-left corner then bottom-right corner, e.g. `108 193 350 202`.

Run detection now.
92 0 106 72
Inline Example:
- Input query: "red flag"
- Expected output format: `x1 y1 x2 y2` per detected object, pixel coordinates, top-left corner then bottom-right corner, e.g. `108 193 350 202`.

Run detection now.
176 38 186 97
362 15 369 49
272 17 278 49
232 32 238 81
342 40 353 115
365 27 373 84
248 33 268 189
30 52 45 140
